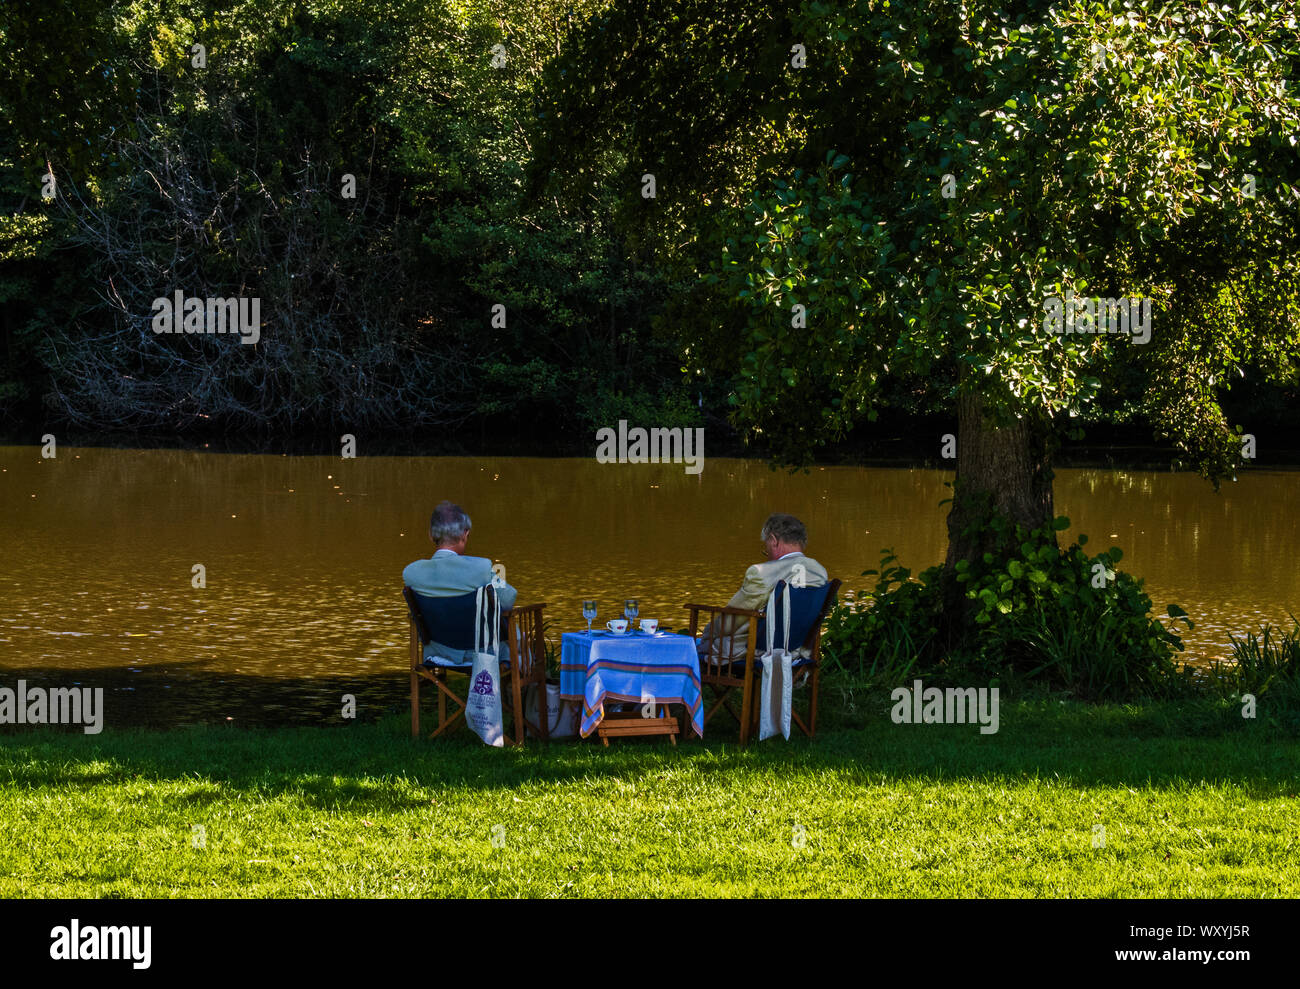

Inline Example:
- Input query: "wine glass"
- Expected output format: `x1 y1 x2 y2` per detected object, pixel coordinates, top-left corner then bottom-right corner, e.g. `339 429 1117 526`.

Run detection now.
582 600 597 633
623 598 639 629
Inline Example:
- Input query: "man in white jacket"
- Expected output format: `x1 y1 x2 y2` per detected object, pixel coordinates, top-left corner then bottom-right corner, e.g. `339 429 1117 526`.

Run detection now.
699 513 828 661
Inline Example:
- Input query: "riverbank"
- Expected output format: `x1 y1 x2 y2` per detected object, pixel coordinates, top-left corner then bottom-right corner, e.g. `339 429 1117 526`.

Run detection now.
8 416 1300 468
2 693 1295 897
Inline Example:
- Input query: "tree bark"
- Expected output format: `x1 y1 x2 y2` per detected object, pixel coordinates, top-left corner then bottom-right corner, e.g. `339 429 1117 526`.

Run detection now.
936 391 1056 643
944 390 1057 569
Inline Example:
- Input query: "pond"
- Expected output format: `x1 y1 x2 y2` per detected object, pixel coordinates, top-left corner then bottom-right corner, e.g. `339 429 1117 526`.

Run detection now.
2 447 1296 726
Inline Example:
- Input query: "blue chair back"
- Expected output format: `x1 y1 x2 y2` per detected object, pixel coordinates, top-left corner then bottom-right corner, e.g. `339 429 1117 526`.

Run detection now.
756 580 835 651
403 585 497 652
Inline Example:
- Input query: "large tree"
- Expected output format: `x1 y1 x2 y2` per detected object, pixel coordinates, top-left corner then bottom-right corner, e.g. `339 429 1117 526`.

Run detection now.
532 0 1300 575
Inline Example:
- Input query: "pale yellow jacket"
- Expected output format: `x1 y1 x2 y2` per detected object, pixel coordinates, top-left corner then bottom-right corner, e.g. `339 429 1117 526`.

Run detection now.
701 552 829 661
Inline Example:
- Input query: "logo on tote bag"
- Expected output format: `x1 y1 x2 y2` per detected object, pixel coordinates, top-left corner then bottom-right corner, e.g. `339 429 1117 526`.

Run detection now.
473 670 496 696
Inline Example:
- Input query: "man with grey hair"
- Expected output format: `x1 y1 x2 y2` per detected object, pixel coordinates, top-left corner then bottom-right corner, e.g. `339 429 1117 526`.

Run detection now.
699 512 828 661
403 501 517 663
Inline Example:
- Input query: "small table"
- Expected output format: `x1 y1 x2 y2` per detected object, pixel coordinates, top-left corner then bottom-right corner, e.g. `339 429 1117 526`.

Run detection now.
559 631 704 742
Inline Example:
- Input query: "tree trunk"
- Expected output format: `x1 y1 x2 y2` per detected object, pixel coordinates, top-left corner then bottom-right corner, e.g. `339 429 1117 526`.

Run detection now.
944 390 1057 568
938 391 1057 639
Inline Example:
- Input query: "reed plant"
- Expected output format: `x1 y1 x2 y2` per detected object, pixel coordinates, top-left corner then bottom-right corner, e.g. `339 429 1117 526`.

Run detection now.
1214 615 1300 706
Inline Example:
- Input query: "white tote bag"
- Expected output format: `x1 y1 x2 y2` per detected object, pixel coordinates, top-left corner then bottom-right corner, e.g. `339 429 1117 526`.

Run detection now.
757 582 793 741
524 682 581 739
465 586 505 747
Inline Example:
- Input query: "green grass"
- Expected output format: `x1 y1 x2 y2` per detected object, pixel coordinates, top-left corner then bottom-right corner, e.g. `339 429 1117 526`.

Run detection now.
1 692 1297 897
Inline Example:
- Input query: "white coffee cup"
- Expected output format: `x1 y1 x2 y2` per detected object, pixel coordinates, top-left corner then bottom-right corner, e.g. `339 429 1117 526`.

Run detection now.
639 618 659 634
606 619 629 634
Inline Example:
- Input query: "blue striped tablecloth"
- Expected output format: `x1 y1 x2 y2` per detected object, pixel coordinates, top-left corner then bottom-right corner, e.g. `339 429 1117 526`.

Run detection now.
559 631 704 738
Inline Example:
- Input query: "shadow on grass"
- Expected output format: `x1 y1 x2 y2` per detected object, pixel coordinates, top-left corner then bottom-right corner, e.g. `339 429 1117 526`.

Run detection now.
1 685 1297 814
0 663 418 730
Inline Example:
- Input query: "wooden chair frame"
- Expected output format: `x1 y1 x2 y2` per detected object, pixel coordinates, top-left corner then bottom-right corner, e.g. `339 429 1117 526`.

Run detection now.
685 578 841 744
684 603 764 745
405 587 550 745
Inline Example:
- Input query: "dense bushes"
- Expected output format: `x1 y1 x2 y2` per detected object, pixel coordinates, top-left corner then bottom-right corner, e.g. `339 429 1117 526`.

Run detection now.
824 514 1197 701
826 508 1300 712
0 0 695 442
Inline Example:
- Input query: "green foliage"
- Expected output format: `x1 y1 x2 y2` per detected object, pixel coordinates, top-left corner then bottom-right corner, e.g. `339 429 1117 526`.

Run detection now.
823 549 940 683
0 140 75 422
0 0 142 176
825 513 1194 700
0 0 690 439
1214 616 1300 717
954 512 1195 701
539 0 1300 475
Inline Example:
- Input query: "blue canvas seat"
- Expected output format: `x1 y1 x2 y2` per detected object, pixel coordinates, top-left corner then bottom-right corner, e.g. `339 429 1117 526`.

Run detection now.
404 586 549 744
733 581 834 672
405 589 510 669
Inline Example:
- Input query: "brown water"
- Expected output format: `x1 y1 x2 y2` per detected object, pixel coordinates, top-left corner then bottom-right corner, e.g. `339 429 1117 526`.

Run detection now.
1 448 1297 723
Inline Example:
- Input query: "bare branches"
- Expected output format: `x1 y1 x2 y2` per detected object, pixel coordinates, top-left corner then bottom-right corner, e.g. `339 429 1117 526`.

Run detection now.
47 90 477 434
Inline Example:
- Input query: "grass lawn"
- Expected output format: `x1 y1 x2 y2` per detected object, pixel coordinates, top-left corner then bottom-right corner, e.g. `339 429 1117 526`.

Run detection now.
1 691 1297 897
